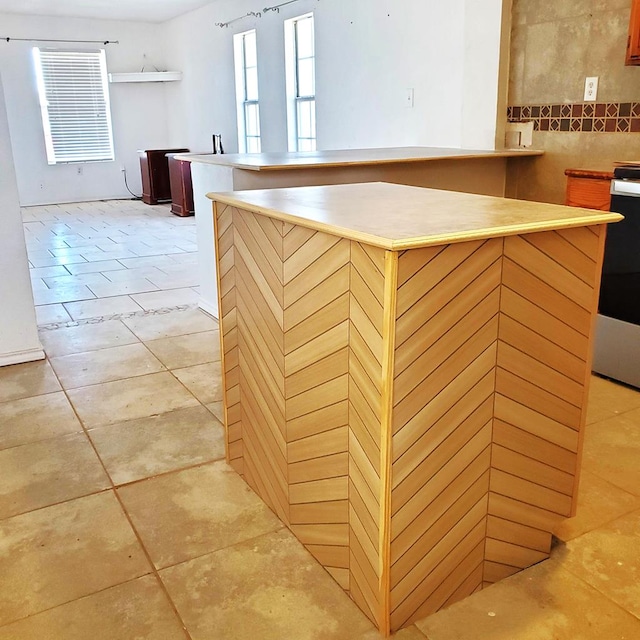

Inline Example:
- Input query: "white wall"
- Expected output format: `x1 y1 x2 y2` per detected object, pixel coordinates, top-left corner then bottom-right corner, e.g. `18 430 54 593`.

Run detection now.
0 13 174 205
0 72 43 366
163 0 505 153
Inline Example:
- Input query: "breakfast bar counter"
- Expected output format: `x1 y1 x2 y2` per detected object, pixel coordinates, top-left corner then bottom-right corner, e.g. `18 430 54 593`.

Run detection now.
179 146 542 318
208 182 618 635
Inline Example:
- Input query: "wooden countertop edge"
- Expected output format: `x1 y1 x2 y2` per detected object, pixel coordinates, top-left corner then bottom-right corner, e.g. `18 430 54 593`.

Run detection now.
208 193 622 250
177 148 544 171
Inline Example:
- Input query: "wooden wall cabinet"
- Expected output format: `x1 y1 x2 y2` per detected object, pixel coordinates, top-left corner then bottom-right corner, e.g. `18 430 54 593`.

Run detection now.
565 169 613 211
138 148 189 205
626 0 640 65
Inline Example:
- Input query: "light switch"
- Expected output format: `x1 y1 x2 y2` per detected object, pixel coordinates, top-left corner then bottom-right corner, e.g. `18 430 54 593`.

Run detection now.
584 77 598 102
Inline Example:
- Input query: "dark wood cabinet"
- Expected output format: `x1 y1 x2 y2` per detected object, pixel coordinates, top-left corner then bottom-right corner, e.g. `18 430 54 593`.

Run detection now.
167 154 195 216
138 148 189 205
626 0 640 65
565 168 613 211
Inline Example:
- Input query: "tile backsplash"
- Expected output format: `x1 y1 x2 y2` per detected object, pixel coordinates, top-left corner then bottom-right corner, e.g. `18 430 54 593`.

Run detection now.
508 102 640 133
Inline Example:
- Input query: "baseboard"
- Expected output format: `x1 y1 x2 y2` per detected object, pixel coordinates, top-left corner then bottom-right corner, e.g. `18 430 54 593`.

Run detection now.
198 298 219 320
0 347 45 367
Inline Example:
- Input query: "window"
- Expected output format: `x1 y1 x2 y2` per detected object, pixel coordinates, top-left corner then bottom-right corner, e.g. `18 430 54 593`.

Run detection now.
33 48 114 164
233 30 261 153
285 13 316 152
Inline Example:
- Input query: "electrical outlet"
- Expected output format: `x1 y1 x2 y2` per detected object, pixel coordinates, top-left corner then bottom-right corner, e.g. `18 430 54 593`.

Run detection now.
584 76 598 102
121 166 126 173
76 165 83 175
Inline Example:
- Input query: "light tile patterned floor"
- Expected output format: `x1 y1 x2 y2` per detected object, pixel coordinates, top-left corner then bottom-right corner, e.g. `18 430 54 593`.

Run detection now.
0 200 639 638
23 199 198 327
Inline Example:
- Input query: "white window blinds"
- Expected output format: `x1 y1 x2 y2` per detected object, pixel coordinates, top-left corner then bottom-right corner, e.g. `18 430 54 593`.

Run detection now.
33 48 115 164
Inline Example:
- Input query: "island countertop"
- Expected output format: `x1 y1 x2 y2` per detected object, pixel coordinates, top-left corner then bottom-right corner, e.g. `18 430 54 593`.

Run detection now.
208 182 621 250
178 145 542 172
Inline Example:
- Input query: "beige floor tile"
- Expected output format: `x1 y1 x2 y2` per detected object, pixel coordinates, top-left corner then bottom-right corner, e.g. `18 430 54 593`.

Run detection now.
39 319 139 357
0 360 61 403
0 492 151 624
122 307 218 341
34 303 72 325
206 400 224 423
89 406 225 485
32 283 96 306
63 259 125 275
87 278 160 298
160 528 373 640
0 576 186 640
29 265 71 279
557 508 640 619
580 407 640 496
413 559 640 640
50 343 165 389
554 469 640 542
63 295 143 320
131 287 200 311
67 372 199 428
172 361 223 404
104 266 168 282
586 375 640 424
0 392 82 450
118 461 283 568
0 432 110 519
145 330 220 369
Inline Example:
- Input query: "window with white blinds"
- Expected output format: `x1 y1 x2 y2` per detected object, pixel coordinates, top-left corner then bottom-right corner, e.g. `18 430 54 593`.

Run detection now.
33 48 115 164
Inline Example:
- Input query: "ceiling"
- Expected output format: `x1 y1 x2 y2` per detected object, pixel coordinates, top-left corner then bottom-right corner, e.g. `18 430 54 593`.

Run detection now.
0 0 220 23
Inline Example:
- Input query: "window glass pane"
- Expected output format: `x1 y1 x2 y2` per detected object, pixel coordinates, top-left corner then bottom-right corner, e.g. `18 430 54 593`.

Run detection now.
298 138 315 152
244 32 257 67
297 100 312 138
296 17 314 59
245 103 260 137
246 67 259 101
247 137 261 153
297 58 314 97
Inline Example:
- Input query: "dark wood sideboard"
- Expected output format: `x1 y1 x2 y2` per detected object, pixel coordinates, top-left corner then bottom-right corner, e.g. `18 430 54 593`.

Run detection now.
167 154 195 217
138 148 189 205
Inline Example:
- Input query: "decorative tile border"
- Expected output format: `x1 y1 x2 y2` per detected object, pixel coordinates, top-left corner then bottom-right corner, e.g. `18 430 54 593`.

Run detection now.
38 303 202 331
508 102 640 133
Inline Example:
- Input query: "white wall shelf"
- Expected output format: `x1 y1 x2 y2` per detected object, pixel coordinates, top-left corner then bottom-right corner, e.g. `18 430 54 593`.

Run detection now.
108 71 182 83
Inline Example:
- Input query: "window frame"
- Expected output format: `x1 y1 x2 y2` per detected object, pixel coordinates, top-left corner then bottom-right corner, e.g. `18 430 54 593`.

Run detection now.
33 47 115 165
285 12 316 152
233 29 261 154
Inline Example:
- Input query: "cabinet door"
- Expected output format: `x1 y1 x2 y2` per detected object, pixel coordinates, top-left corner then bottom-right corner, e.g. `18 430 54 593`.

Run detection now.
626 0 640 65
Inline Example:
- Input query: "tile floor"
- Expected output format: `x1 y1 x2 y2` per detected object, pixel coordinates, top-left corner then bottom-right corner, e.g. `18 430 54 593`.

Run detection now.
0 200 639 638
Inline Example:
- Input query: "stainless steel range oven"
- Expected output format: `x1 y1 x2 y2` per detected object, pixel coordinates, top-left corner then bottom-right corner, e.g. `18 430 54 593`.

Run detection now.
592 166 640 388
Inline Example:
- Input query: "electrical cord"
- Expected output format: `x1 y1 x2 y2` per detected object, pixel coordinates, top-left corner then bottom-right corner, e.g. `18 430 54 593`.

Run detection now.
122 168 142 200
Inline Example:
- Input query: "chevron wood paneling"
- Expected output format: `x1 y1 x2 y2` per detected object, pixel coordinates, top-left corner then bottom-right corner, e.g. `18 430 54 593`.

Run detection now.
389 239 502 630
215 205 242 475
348 241 387 626
485 225 605 584
214 198 608 635
283 227 352 589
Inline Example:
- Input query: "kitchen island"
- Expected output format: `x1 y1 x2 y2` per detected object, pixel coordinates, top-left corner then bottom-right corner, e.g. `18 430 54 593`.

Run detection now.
209 182 619 635
178 146 542 317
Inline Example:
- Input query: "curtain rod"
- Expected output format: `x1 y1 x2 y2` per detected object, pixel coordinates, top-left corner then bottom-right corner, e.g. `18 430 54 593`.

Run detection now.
215 0 314 28
2 37 119 45
215 12 261 28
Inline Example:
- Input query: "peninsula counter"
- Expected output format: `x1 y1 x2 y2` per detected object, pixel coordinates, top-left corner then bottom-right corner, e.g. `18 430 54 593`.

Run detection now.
209 182 619 635
178 147 542 317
